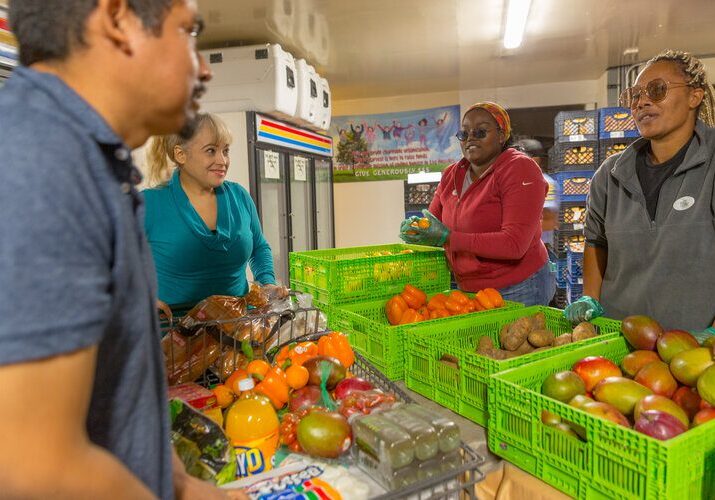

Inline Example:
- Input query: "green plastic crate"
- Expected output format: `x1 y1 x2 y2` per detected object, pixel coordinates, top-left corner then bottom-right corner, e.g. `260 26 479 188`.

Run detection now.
489 336 715 499
404 306 622 425
332 294 522 381
289 244 450 306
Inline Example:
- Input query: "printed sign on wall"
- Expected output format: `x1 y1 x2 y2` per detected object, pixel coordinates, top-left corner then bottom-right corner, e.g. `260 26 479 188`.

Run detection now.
330 105 461 182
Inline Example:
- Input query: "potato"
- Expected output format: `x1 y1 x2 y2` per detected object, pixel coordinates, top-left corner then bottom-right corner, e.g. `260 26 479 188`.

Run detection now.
439 354 460 370
553 333 573 346
477 336 495 355
513 339 536 355
490 349 509 360
502 317 532 351
498 324 510 348
532 312 547 331
572 322 597 341
528 329 555 347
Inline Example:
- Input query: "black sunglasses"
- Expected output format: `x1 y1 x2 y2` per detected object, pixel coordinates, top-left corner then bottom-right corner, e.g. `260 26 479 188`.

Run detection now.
619 78 692 108
455 128 492 141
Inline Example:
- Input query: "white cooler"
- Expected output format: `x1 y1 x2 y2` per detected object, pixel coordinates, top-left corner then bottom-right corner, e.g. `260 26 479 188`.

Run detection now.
316 76 331 131
295 58 320 128
200 43 298 119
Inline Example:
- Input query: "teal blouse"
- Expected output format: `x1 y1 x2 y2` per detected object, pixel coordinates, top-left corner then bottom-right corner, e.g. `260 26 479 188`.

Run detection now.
143 170 275 305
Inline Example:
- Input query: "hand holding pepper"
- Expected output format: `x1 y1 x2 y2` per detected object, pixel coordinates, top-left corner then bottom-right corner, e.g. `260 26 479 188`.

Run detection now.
399 210 449 247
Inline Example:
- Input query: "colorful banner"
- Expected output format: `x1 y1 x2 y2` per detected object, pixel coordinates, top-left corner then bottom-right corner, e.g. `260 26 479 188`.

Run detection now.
255 114 333 157
330 105 461 182
0 6 18 68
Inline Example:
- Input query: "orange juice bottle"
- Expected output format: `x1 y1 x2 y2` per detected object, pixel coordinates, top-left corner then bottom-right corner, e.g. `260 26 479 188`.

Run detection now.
224 378 280 478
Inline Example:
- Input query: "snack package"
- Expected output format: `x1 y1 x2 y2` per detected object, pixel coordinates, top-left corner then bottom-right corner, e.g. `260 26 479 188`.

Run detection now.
162 328 221 385
221 454 375 499
170 399 236 486
176 295 248 337
167 382 217 411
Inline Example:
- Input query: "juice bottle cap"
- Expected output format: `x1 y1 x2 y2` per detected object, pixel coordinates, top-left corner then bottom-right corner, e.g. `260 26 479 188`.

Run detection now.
238 378 255 391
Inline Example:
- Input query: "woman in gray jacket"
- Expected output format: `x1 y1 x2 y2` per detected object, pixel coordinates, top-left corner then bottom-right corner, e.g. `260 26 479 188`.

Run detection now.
565 49 715 331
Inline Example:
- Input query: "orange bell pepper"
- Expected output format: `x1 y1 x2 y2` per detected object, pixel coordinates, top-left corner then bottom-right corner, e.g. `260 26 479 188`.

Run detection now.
449 290 470 306
417 306 430 321
429 308 450 320
317 331 355 368
386 295 409 325
399 308 423 324
275 341 318 367
427 293 448 311
401 284 427 309
483 288 505 308
476 290 496 310
444 297 465 315
472 298 485 312
255 366 289 409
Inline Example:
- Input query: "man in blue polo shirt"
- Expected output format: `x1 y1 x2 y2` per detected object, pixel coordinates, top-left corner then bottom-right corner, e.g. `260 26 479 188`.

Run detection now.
0 1 244 498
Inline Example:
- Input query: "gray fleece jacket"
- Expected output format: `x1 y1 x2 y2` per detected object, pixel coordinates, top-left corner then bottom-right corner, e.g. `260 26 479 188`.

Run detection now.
585 120 715 330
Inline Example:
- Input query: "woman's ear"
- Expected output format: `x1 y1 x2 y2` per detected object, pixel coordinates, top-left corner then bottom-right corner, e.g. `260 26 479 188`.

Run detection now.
173 145 186 166
689 87 705 110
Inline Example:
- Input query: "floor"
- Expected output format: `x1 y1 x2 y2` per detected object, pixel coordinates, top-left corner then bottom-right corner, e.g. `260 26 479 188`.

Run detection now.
395 381 503 476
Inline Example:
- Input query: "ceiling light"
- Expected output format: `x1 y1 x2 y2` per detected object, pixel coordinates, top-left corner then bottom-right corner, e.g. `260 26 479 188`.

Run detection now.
503 0 532 49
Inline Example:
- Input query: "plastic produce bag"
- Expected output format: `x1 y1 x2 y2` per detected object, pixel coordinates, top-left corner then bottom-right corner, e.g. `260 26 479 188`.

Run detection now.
170 398 236 485
176 295 248 337
245 282 290 310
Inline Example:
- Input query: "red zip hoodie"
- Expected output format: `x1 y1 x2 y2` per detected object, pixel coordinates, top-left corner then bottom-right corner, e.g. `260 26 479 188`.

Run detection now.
429 148 548 291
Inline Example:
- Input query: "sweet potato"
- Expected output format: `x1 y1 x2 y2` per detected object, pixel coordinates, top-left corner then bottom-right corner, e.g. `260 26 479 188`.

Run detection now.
553 333 573 346
528 329 555 347
572 322 597 341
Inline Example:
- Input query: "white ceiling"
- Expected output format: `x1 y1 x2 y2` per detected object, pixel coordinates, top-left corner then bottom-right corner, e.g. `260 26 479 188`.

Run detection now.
197 0 715 100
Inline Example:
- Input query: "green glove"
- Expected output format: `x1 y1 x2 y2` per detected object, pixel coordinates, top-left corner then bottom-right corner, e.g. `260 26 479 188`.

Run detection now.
563 295 604 323
399 216 421 236
690 327 715 346
399 210 449 247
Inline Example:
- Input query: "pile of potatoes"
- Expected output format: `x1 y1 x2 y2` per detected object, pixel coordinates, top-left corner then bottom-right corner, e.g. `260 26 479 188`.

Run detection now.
476 312 598 360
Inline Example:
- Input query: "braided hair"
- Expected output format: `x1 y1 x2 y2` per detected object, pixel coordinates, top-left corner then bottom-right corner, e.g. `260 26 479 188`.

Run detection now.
646 50 715 127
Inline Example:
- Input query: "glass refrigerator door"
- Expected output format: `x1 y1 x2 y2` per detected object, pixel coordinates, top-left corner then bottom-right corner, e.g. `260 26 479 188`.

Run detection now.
314 158 334 249
289 155 315 252
256 148 289 285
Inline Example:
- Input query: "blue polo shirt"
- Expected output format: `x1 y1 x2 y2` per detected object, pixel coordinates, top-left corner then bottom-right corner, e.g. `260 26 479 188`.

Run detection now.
143 169 275 306
0 67 172 498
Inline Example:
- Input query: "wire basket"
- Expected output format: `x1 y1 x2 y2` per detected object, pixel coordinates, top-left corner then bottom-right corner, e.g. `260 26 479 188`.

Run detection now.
163 300 485 498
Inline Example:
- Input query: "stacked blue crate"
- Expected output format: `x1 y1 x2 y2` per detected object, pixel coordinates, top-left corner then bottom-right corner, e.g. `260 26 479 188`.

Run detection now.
550 108 640 307
551 110 597 307
567 248 583 278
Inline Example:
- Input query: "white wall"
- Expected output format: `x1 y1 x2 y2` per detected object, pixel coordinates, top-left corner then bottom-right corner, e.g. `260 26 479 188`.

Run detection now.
332 90 460 248
332 77 606 247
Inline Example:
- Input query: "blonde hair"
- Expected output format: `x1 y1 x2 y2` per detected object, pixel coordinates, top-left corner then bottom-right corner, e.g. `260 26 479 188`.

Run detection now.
646 50 715 127
146 113 234 186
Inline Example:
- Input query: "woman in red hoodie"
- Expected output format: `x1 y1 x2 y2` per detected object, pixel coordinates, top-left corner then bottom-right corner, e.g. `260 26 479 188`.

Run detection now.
400 102 555 306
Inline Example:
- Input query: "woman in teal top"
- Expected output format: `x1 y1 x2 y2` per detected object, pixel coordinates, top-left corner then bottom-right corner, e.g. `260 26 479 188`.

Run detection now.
143 113 275 306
